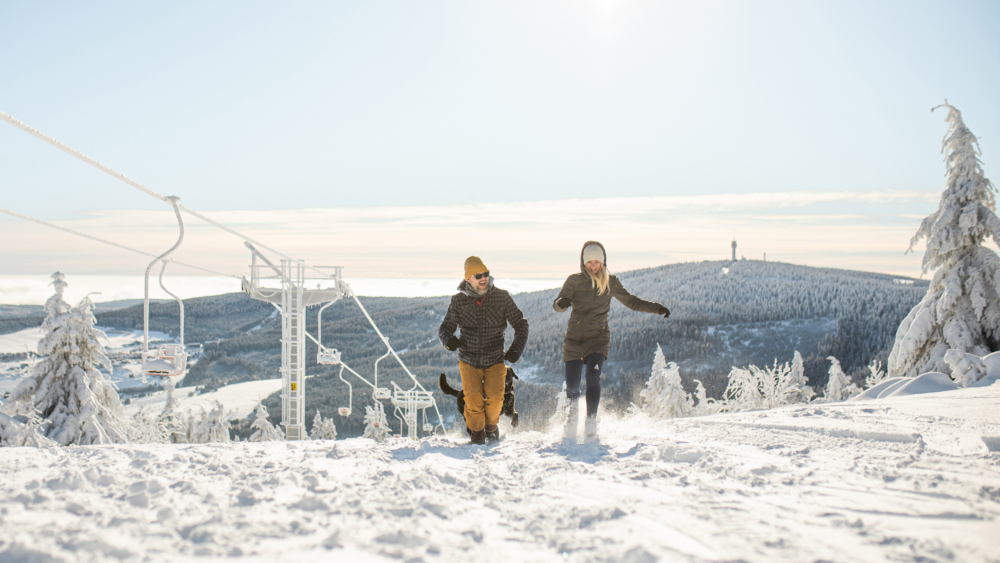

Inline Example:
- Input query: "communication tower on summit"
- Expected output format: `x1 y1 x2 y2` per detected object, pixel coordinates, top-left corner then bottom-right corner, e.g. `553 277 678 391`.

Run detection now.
731 233 737 262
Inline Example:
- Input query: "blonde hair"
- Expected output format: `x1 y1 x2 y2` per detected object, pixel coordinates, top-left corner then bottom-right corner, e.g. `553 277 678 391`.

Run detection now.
588 263 610 295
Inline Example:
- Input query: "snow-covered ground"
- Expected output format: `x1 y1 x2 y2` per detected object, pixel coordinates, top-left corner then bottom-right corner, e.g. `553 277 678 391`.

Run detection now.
126 379 284 419
2 380 997 562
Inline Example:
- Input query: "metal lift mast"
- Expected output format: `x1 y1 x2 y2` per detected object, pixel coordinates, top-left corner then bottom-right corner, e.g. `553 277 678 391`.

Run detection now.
241 244 444 440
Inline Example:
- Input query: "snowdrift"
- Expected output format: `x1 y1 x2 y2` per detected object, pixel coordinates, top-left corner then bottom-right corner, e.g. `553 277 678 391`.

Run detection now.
1 378 997 563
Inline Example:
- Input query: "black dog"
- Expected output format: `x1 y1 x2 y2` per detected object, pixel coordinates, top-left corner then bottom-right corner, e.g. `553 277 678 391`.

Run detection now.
439 367 519 431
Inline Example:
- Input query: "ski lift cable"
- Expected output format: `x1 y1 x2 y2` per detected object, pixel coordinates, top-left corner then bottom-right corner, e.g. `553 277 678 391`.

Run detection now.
345 285 445 431
3 110 446 432
1 110 333 281
0 206 240 279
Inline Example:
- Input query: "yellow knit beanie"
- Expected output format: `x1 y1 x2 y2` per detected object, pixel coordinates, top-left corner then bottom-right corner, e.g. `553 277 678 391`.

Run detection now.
464 256 488 280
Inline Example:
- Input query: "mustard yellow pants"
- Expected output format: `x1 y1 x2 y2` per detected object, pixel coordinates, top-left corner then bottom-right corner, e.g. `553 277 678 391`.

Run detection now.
458 361 507 432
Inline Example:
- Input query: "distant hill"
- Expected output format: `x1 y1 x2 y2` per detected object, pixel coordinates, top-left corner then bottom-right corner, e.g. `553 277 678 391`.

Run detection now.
51 259 925 437
2 262 926 435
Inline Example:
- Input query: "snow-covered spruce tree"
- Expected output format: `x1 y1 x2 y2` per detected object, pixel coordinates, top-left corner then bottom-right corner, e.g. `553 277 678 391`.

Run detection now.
310 410 337 440
129 406 167 444
787 351 816 403
362 403 389 442
817 356 861 403
889 102 1000 378
191 401 231 443
638 344 692 420
248 401 284 442
11 273 129 445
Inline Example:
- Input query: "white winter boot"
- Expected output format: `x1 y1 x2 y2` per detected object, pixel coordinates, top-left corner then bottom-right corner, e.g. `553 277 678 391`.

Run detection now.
584 415 599 443
564 399 580 442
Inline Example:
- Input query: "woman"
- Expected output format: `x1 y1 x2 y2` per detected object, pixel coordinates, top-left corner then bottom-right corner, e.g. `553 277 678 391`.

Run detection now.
553 241 670 441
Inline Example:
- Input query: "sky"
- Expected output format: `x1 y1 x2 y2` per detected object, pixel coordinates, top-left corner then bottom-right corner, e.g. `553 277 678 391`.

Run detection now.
1 1 999 294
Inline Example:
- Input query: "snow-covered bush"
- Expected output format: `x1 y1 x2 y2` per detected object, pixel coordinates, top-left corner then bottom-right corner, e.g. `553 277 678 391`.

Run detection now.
248 401 283 442
11 273 129 446
129 407 168 444
816 356 861 403
0 411 57 447
723 353 813 412
191 401 231 443
889 102 1000 378
362 403 389 442
310 411 337 440
865 360 886 389
689 379 723 416
942 349 987 387
157 379 188 443
638 344 692 419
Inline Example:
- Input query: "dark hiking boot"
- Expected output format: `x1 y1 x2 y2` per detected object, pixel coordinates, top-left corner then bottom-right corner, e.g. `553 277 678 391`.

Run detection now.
485 425 500 443
469 429 486 445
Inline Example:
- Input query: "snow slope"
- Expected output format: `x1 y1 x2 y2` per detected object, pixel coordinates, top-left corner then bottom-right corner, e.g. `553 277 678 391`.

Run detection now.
3 381 998 562
126 379 284 419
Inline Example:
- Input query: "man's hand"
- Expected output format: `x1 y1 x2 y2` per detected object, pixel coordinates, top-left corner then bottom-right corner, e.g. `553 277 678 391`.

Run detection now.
657 305 670 319
504 350 520 364
556 297 571 310
446 336 463 351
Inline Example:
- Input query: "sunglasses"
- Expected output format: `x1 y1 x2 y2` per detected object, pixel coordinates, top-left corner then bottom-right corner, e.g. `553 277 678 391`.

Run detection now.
473 271 490 280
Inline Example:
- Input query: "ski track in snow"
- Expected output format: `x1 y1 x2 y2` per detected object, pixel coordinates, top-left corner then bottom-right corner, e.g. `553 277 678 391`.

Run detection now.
2 386 999 563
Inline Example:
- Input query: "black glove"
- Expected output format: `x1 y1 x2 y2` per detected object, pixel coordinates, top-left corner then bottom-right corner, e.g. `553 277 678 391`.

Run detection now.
556 297 571 310
504 350 520 364
657 305 670 319
445 336 463 351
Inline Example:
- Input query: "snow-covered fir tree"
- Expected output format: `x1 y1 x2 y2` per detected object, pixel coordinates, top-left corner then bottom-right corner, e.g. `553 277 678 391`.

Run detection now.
310 410 337 440
248 401 283 442
191 401 231 443
362 403 389 442
638 344 692 420
818 356 861 403
889 102 1000 378
11 273 129 445
787 351 816 403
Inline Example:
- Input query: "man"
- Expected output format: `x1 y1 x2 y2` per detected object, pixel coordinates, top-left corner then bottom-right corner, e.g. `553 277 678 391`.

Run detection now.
439 256 529 444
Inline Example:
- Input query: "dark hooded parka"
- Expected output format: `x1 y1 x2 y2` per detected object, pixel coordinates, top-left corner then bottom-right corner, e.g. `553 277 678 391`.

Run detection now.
553 241 665 362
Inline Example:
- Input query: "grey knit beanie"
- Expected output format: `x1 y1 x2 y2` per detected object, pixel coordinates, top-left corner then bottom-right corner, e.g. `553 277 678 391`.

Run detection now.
582 244 605 264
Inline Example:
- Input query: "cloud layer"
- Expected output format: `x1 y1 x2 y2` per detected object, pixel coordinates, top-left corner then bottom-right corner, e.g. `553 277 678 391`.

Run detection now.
1 191 947 286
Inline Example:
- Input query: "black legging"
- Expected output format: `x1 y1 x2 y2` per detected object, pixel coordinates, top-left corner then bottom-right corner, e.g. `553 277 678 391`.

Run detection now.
565 353 606 417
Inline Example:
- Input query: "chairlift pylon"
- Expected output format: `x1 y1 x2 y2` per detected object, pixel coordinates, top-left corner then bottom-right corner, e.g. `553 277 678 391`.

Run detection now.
142 196 188 379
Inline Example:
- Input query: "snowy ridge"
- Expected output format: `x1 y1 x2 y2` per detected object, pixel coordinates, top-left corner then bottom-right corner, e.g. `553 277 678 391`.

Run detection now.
2 381 998 562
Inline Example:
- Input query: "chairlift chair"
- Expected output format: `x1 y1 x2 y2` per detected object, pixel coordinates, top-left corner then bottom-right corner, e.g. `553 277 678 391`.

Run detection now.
141 196 188 379
142 344 188 377
336 365 352 417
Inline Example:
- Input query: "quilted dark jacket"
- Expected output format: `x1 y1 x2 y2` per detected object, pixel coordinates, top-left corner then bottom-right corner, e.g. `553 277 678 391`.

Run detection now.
553 241 666 362
439 279 529 369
